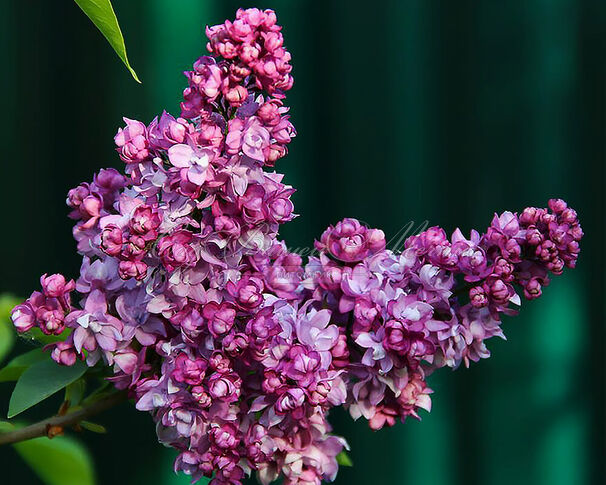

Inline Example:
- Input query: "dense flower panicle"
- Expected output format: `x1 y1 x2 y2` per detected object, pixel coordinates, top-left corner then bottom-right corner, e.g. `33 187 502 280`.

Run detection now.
10 9 583 485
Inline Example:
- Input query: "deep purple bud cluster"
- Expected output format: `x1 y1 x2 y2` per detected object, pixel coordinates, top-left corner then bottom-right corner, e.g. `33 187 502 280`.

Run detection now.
10 9 582 485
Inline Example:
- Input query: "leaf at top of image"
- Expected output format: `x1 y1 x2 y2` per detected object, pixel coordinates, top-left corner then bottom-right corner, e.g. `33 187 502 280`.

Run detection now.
73 0 140 82
8 359 87 418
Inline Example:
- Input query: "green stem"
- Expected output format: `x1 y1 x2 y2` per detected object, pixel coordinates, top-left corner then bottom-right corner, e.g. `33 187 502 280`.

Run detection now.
0 391 127 446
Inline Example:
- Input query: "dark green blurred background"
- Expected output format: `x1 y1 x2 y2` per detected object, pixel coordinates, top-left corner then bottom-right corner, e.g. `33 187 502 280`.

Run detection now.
1 0 604 484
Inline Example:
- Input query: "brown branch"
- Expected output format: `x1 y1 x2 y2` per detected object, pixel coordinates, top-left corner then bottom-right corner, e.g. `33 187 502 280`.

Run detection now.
0 391 127 446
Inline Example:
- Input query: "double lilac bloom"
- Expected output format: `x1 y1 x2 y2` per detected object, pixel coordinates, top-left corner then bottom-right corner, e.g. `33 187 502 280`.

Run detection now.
11 8 583 485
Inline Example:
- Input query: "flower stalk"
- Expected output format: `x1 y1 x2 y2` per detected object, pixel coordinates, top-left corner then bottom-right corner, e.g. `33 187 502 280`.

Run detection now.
0 391 127 446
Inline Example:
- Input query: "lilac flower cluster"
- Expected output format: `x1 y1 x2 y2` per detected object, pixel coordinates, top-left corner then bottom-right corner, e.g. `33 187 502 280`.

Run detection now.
10 8 583 485
304 200 582 429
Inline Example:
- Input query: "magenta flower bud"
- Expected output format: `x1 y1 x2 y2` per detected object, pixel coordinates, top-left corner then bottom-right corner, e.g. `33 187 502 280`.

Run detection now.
229 63 252 81
383 320 411 353
157 231 198 271
239 44 260 63
524 277 543 299
51 341 78 366
275 388 305 414
560 208 578 224
11 303 36 333
247 307 278 341
550 224 573 246
353 299 378 326
197 451 215 476
100 224 123 256
493 257 514 280
330 332 350 368
396 372 433 418
257 100 281 125
148 112 189 150
535 240 557 262
519 207 539 226
208 351 231 372
122 234 147 259
318 218 386 263
503 238 522 263
368 405 398 430
266 195 294 223
548 198 568 213
37 307 65 335
130 205 161 235
225 85 248 107
40 273 75 298
228 18 254 41
66 183 90 211
215 460 244 483
203 302 236 337
285 345 321 386
195 120 224 148
263 31 284 52
367 228 387 251
210 423 239 450
453 242 488 278
262 370 286 394
226 276 264 310
541 213 557 226
169 307 204 338
175 451 203 478
172 353 207 385
114 117 149 163
428 244 458 269
469 286 489 308
113 348 139 375
94 168 125 193
525 226 543 245
208 372 241 402
570 224 584 240
191 385 212 408
318 263 343 291
567 240 580 255
485 277 511 304
223 332 249 356
80 195 102 222
308 381 331 406
271 118 294 144
214 216 241 238
118 260 148 281
263 143 287 166
547 257 565 275
419 227 448 250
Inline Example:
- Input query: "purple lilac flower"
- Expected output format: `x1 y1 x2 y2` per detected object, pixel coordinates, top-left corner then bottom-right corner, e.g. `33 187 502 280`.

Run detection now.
9 8 583 485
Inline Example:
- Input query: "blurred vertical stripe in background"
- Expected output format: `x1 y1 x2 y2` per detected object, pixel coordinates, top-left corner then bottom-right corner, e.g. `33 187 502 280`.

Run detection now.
0 1 603 484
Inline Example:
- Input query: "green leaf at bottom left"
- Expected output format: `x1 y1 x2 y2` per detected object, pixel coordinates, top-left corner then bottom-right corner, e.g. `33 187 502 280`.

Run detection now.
8 359 87 418
0 294 20 363
14 435 95 485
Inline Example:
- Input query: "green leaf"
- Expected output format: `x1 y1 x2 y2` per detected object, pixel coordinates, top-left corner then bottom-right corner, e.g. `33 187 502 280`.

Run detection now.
0 294 21 317
20 327 72 346
0 348 48 383
65 379 87 407
336 450 353 467
8 359 88 418
0 294 20 363
14 435 95 485
73 0 140 82
0 420 15 433
80 421 107 434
